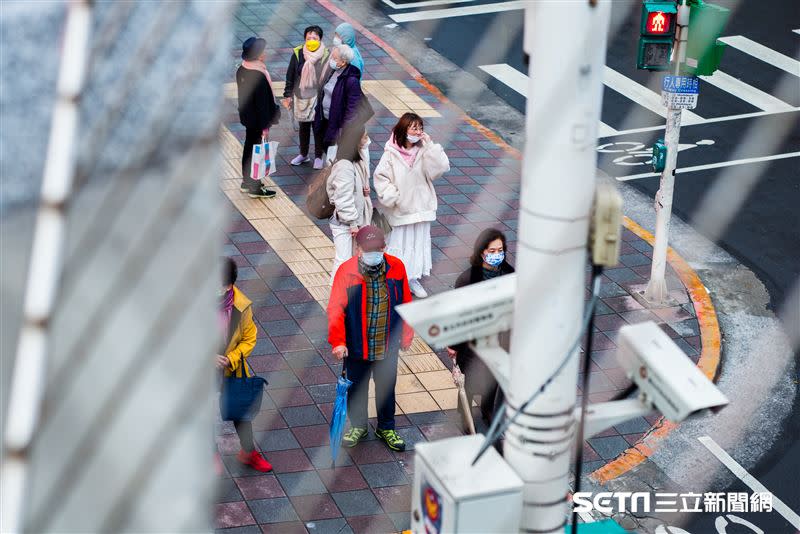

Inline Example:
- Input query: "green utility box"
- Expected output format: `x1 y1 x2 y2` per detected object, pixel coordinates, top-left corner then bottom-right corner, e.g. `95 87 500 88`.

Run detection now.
652 139 667 173
683 0 731 75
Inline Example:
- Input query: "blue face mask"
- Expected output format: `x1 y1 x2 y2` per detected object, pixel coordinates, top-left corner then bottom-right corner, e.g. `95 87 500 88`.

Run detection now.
484 251 504 267
361 251 384 266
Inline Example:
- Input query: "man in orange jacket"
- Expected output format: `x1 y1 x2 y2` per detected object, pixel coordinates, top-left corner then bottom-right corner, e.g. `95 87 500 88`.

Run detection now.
328 226 414 451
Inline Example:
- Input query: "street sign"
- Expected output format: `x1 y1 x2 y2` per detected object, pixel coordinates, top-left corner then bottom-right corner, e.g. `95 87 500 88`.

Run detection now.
661 92 699 109
662 75 700 94
662 75 700 109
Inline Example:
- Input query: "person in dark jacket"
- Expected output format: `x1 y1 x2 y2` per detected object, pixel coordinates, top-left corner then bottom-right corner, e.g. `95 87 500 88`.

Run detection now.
282 25 329 170
447 228 514 429
313 44 363 161
236 37 278 199
328 226 413 452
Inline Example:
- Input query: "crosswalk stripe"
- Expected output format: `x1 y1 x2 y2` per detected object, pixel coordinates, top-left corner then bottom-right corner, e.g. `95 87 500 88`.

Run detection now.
719 35 800 77
478 64 528 95
603 66 704 124
616 152 800 181
700 71 795 112
381 0 474 9
478 63 618 137
389 0 526 22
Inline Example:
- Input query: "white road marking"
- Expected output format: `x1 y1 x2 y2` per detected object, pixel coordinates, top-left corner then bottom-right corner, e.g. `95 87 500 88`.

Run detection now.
479 63 618 137
382 0 475 9
603 66 704 124
793 29 800 35
479 63 528 95
719 36 800 77
616 152 800 181
605 108 800 137
698 436 800 530
700 71 795 112
389 0 526 22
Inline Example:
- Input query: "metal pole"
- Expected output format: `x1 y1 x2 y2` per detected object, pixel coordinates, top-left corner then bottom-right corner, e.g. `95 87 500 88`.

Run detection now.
0 1 92 532
644 0 690 305
507 2 610 533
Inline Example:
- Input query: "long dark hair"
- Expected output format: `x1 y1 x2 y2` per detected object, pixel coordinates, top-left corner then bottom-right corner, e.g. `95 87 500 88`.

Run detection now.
470 228 508 267
392 112 423 148
337 124 366 163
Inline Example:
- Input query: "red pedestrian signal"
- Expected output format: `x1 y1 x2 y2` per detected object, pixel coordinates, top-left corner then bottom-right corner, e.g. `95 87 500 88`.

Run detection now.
638 2 677 70
646 11 671 34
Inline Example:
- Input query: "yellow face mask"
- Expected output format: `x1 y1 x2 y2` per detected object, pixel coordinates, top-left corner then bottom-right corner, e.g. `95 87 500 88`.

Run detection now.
306 40 320 52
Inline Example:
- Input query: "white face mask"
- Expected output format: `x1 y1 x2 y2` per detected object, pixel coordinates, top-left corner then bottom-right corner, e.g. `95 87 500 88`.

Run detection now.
406 134 421 144
361 251 384 266
329 58 340 70
332 36 342 46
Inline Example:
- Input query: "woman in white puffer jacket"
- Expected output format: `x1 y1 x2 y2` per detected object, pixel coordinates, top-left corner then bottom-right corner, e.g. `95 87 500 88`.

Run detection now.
373 113 450 298
327 126 373 282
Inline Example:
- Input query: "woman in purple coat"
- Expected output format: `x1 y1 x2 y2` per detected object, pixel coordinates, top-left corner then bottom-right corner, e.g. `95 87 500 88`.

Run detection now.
313 44 364 164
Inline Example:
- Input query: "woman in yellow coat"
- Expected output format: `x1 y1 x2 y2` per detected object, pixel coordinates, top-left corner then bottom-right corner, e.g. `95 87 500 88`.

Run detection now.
217 257 272 472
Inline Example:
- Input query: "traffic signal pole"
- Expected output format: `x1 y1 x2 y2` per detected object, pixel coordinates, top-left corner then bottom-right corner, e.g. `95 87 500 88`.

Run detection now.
509 2 610 533
644 0 690 305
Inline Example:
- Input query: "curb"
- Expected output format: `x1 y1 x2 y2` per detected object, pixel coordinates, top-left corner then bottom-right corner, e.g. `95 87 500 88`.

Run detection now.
314 0 723 484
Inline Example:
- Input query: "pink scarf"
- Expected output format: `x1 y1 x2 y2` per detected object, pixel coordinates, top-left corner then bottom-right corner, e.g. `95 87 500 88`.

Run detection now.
242 59 273 86
391 135 420 167
300 43 326 93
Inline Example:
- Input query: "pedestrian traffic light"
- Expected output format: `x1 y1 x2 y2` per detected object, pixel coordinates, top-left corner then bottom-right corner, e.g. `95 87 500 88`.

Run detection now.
637 1 677 71
652 139 667 172
682 0 730 76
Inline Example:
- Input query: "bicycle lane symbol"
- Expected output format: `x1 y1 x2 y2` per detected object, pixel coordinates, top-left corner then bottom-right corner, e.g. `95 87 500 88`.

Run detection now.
597 139 715 166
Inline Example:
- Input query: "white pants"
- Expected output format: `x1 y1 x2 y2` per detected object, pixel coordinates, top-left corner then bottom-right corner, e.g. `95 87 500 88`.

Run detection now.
330 219 354 284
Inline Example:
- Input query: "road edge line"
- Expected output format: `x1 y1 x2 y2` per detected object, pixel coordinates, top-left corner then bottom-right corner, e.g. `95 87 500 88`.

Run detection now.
591 217 723 484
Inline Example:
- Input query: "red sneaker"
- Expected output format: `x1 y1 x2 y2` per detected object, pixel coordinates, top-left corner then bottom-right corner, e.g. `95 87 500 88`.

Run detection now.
237 449 273 472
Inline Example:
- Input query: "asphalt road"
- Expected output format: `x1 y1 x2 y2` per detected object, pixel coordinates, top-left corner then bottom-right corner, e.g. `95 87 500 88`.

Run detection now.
370 1 800 532
376 0 799 313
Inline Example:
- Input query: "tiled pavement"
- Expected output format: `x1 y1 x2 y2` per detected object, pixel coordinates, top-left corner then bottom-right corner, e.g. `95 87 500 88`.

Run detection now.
214 2 705 532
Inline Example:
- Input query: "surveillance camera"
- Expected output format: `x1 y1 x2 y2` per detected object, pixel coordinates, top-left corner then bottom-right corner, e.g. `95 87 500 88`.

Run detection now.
616 321 728 422
396 274 516 349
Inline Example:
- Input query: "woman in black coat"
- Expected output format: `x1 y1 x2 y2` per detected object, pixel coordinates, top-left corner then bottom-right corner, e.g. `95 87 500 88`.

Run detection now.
237 37 279 198
447 228 514 429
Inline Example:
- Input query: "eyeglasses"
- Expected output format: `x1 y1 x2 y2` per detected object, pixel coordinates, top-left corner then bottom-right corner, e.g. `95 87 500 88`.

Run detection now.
407 124 424 133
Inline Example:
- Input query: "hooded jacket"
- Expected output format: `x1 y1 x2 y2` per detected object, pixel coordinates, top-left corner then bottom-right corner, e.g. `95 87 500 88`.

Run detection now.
222 286 257 378
372 138 450 226
326 140 373 229
334 22 365 76
314 63 363 144
327 254 414 360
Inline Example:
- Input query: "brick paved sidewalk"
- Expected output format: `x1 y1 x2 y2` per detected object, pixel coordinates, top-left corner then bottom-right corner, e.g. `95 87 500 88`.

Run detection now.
214 2 705 533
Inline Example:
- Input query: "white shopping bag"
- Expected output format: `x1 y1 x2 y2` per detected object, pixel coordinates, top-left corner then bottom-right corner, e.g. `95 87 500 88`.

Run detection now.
267 141 279 176
250 141 266 181
325 144 337 165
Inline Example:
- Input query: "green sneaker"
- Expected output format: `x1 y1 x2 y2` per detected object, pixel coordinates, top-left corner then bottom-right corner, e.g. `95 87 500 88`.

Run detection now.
375 428 406 452
342 427 368 448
